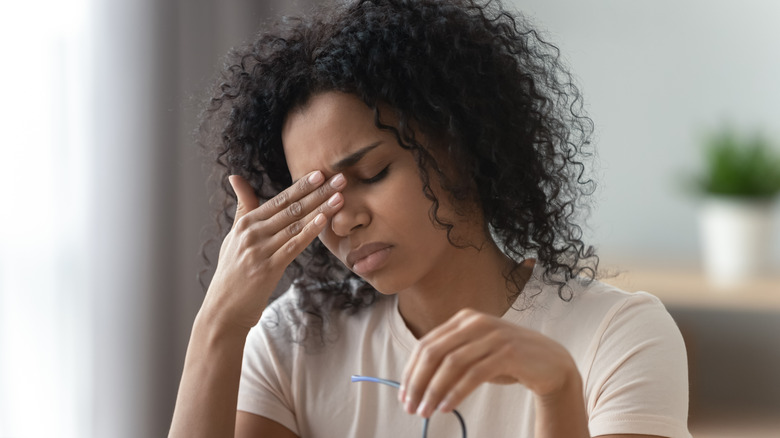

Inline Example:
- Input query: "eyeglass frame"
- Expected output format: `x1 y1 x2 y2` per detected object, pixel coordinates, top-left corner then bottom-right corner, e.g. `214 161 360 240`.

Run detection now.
351 375 468 438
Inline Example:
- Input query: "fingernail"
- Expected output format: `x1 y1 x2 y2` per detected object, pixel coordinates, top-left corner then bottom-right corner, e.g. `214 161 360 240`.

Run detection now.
314 213 326 226
330 173 346 189
398 387 405 403
327 193 341 207
416 401 429 417
437 399 451 413
308 171 324 185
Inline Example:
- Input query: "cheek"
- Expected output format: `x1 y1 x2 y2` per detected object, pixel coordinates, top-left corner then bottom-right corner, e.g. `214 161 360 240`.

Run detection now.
384 182 437 233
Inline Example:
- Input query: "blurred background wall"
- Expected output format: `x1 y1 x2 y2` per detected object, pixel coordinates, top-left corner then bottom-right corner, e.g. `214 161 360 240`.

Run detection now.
0 0 778 437
515 0 780 263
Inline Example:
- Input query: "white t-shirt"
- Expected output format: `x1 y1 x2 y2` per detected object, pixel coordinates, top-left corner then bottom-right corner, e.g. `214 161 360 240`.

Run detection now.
238 265 692 437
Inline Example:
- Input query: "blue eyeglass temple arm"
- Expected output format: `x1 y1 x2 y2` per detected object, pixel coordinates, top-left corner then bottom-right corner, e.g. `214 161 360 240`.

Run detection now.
351 375 401 388
351 375 468 438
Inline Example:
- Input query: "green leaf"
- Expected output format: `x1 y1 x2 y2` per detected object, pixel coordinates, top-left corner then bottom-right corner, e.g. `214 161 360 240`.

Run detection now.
694 126 780 198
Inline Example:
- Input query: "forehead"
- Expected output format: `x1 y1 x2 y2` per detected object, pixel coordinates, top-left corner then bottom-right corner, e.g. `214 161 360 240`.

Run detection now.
281 92 384 180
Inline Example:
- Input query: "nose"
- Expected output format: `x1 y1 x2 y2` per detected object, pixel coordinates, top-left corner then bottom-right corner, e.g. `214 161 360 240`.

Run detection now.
330 190 370 237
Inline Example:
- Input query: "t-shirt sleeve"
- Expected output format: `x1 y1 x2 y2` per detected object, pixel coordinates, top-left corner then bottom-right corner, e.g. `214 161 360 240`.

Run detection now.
237 306 300 435
584 292 692 438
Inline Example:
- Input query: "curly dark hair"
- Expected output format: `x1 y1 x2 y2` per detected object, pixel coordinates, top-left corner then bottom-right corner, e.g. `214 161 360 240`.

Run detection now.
199 0 598 330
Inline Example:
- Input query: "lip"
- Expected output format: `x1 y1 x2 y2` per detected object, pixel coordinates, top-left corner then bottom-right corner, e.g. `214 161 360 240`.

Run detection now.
346 242 393 270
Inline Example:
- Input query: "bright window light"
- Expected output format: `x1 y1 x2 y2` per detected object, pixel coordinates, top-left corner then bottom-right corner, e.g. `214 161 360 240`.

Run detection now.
0 1 94 437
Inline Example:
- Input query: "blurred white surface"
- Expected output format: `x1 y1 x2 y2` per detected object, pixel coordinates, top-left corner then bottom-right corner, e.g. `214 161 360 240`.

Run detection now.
0 0 94 437
699 197 775 286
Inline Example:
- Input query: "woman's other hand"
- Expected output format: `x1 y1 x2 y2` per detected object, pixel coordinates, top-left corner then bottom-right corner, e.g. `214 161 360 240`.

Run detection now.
200 171 346 333
399 308 581 418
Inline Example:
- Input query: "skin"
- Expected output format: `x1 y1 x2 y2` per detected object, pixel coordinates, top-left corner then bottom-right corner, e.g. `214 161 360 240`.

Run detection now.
281 92 519 336
169 91 668 438
170 165 347 437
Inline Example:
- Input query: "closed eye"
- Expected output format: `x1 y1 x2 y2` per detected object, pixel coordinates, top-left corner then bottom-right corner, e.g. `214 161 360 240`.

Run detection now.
359 165 390 184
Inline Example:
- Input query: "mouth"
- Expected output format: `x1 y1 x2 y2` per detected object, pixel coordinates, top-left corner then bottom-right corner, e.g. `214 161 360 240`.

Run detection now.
346 242 393 276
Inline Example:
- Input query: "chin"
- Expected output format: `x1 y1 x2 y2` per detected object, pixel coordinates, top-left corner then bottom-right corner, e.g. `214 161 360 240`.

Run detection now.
357 271 407 296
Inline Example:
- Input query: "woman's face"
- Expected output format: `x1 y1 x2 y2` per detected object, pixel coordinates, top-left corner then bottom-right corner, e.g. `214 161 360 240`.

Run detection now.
282 92 481 294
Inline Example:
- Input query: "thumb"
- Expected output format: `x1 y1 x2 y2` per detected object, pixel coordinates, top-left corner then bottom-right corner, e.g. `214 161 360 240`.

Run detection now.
228 175 260 225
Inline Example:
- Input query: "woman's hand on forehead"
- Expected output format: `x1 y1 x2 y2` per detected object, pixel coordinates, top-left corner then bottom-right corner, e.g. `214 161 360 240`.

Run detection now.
199 170 347 333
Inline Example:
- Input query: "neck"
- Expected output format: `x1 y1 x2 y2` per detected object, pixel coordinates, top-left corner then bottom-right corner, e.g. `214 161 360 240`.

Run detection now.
396 241 534 338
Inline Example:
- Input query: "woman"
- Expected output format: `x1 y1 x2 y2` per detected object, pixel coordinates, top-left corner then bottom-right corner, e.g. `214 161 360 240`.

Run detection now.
170 0 691 437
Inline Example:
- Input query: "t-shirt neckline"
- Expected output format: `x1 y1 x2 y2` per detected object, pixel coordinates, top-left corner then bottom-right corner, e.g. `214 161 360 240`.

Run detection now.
386 263 544 352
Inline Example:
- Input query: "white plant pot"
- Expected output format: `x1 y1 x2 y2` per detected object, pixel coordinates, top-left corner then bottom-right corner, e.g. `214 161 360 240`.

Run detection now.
699 196 775 289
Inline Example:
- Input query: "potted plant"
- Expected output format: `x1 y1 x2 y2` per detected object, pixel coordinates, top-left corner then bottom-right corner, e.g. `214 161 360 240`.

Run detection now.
689 127 780 288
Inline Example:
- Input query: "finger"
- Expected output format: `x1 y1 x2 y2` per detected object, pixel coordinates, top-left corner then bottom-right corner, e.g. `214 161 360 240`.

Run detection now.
403 336 469 416
400 309 479 404
253 170 334 222
437 354 505 414
229 175 261 226
416 336 499 418
401 323 478 415
258 173 346 236
260 191 344 255
270 211 330 268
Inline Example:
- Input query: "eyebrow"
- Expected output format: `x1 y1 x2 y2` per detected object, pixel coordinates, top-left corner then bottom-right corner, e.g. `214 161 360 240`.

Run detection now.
331 141 383 172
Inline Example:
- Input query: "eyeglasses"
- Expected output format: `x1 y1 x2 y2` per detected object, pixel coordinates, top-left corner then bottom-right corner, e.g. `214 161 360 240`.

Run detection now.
351 375 468 438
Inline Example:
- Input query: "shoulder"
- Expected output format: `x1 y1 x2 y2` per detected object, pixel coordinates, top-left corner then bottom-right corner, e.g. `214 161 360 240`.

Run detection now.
522 268 691 437
569 277 673 336
519 266 670 331
241 283 390 391
516 267 683 362
249 282 390 353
